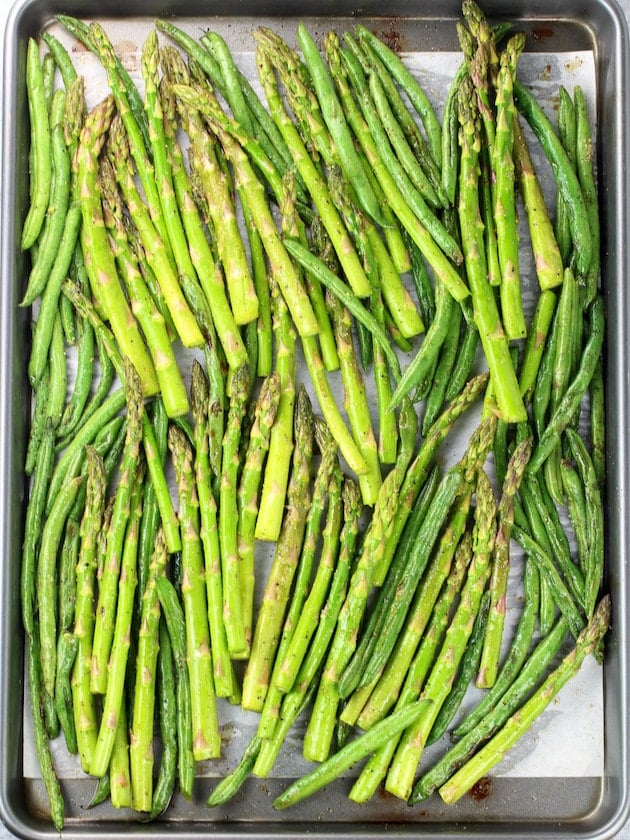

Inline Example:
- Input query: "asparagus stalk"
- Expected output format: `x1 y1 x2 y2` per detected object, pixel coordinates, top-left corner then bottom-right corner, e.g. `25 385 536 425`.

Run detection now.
75 97 158 396
457 77 526 423
218 363 251 660
90 457 145 777
385 470 497 800
241 387 315 711
236 372 282 648
90 364 144 696
256 42 372 299
71 447 106 774
106 112 204 349
349 532 472 803
190 362 237 698
439 595 610 803
476 436 533 688
169 425 221 761
255 273 298 542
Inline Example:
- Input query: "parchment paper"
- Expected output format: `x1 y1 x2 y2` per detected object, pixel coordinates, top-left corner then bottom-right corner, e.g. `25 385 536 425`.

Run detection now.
22 22 603 785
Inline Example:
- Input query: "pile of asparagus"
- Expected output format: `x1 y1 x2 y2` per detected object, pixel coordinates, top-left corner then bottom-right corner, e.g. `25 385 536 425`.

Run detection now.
19 1 609 830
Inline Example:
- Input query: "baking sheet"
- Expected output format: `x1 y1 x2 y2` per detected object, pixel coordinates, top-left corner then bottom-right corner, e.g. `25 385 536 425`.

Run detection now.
20 21 604 789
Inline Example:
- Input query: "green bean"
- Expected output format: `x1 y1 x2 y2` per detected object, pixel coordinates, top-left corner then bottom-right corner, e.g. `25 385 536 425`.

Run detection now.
528 295 605 475
441 63 469 204
56 317 95 441
155 576 195 799
560 459 590 581
297 23 386 227
283 236 401 380
27 627 65 830
21 417 55 634
574 86 600 303
367 60 441 209
519 289 557 404
389 273 456 410
566 428 604 618
512 526 585 640
37 471 84 700
21 38 52 251
555 86 576 265
208 736 262 807
422 303 463 433
54 630 79 756
356 25 442 168
150 621 179 816
22 88 71 307
522 473 585 611
46 312 67 432
25 364 50 476
46 387 125 514
405 232 435 327
514 80 592 278
41 32 77 88
87 773 110 809
27 199 82 389
532 302 561 440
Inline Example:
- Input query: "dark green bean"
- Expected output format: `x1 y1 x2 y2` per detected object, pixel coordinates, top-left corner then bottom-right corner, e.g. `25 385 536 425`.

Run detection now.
554 86 576 265
150 621 178 817
57 316 95 441
283 236 401 380
207 736 262 807
512 525 585 640
25 363 50 476
41 32 78 88
514 80 592 278
22 88 71 306
21 417 55 634
58 516 79 633
422 303 463 434
560 459 590 581
405 232 435 326
426 590 491 745
566 428 604 618
27 627 65 830
528 295 605 475
47 387 126 513
155 576 194 800
21 38 52 251
389 271 456 409
47 312 67 432
54 630 79 755
522 473 585 611
28 204 82 389
574 86 600 304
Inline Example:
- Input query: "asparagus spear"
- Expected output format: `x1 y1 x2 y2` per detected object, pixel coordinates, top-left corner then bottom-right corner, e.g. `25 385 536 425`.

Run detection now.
169 425 221 761
241 387 315 711
439 595 610 803
218 362 251 660
236 372 282 648
90 456 145 777
457 77 526 423
385 470 497 801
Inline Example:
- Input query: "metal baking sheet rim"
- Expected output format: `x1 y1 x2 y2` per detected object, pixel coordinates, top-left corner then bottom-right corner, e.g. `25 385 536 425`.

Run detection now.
2 0 630 837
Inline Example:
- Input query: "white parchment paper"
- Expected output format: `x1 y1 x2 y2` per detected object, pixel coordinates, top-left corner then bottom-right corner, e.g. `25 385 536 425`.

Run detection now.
22 23 603 785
